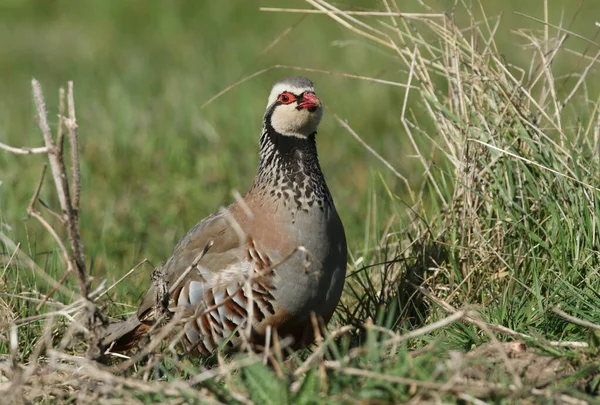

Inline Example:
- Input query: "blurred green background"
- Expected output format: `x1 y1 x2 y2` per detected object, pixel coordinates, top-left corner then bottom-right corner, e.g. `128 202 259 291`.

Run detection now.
1 0 598 300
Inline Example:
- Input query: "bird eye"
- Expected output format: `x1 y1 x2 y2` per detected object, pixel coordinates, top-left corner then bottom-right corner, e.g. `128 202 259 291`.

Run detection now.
278 92 295 104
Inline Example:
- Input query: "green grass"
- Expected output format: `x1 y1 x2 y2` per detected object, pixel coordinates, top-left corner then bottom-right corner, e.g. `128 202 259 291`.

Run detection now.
2 0 600 403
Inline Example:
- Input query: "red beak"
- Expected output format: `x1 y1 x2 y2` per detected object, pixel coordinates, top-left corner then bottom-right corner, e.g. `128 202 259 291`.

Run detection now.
296 92 320 110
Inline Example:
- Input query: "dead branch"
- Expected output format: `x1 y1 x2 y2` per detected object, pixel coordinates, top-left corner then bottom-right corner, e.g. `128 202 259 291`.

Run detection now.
28 79 91 298
0 141 48 155
1 80 107 360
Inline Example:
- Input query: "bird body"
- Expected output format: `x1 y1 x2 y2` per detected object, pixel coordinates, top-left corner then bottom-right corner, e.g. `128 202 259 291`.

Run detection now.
102 76 346 355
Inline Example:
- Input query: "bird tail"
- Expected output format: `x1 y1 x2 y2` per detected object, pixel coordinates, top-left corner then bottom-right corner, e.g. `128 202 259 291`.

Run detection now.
101 315 149 352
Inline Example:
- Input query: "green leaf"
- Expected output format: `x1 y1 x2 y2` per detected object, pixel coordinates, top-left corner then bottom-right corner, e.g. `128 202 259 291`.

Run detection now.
242 362 288 405
293 368 320 405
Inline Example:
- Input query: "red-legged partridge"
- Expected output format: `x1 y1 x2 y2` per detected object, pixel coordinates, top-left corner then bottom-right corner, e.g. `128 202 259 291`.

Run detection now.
102 76 347 355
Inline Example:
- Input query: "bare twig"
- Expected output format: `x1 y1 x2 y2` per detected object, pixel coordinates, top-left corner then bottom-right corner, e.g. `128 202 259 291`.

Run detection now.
31 79 68 212
56 87 65 155
32 81 89 299
27 164 47 214
550 305 600 331
0 80 107 359
0 141 48 155
35 269 73 311
67 81 81 214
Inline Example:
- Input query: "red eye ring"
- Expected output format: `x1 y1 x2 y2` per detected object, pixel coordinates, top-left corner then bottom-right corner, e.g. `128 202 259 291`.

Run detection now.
278 92 296 104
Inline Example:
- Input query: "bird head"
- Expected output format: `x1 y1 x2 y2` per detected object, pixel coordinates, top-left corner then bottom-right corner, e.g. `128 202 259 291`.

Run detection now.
265 76 323 138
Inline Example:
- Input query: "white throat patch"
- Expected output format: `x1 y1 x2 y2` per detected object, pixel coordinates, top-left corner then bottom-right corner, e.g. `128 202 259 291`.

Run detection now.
270 103 322 138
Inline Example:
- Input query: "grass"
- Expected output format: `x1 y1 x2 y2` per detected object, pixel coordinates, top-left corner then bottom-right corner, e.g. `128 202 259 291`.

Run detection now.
2 0 600 403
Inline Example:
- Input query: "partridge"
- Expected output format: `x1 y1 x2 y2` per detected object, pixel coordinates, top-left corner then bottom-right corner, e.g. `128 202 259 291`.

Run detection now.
102 76 347 355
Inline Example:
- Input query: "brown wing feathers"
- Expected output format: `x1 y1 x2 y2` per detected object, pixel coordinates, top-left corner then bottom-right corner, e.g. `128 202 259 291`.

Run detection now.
101 217 281 354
